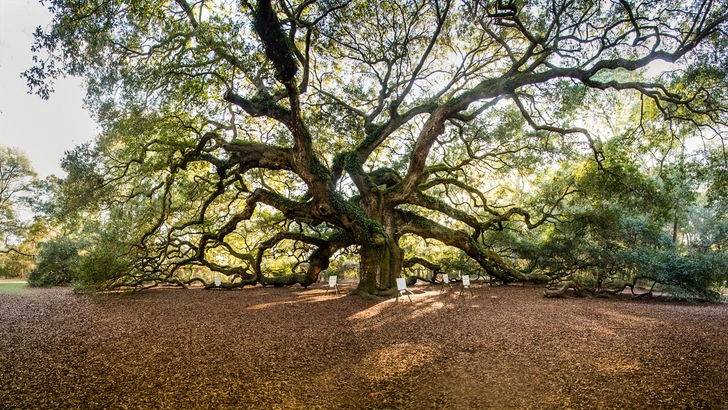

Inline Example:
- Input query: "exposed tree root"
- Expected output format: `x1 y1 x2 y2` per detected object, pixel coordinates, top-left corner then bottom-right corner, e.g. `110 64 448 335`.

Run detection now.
544 281 576 298
546 278 641 298
405 275 436 286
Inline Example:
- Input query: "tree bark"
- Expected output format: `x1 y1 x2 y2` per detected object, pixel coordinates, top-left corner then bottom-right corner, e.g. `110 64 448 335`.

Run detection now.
354 207 403 296
673 214 679 244
356 236 403 296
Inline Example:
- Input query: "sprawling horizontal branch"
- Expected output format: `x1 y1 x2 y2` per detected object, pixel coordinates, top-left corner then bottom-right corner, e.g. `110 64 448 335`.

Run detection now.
195 188 314 261
419 177 498 216
409 185 563 237
403 256 441 273
397 210 552 283
224 141 294 173
255 229 354 286
411 191 484 231
223 91 293 125
0 247 36 257
402 257 440 285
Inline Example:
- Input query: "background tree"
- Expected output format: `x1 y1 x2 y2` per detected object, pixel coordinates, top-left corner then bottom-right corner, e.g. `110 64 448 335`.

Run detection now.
0 146 38 277
25 0 728 296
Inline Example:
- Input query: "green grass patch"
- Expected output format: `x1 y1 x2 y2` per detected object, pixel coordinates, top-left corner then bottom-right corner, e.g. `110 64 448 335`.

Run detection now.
0 280 34 296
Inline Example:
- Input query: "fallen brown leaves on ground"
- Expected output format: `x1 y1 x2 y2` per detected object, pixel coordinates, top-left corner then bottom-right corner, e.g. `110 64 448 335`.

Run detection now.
1 281 727 409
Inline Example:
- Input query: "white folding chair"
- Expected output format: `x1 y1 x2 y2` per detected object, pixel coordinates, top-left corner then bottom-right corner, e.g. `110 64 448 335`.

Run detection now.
325 275 341 296
440 273 452 292
459 274 473 296
395 277 414 303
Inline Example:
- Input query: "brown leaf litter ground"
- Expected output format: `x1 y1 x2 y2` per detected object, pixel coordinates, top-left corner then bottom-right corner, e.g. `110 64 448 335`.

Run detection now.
1 280 728 409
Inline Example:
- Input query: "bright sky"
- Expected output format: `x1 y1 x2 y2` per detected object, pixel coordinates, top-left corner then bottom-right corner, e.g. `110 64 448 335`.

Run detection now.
0 0 97 179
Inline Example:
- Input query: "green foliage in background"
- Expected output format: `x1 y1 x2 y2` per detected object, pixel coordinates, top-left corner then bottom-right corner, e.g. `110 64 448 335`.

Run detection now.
28 237 83 287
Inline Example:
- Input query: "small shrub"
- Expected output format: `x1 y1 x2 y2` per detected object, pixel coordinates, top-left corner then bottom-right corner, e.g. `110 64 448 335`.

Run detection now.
74 241 133 292
28 237 84 287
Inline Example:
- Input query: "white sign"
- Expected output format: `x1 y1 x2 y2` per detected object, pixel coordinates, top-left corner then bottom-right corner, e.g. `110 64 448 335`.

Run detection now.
462 275 470 287
328 275 337 287
214 273 222 287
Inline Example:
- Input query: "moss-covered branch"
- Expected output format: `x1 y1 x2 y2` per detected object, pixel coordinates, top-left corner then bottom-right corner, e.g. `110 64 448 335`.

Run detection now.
397 210 552 283
255 230 354 287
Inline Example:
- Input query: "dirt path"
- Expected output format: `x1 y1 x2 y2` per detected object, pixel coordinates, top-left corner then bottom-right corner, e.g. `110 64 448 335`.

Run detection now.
1 282 727 409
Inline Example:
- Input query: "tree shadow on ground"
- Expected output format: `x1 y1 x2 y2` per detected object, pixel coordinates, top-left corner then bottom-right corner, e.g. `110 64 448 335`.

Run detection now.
1 282 727 409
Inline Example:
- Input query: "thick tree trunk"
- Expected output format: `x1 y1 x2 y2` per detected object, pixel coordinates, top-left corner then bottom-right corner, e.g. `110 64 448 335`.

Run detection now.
355 209 403 296
356 236 403 296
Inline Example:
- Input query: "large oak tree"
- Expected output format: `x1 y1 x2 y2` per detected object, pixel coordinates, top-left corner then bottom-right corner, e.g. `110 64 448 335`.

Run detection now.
27 0 728 295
